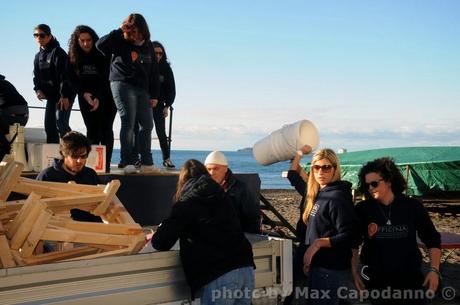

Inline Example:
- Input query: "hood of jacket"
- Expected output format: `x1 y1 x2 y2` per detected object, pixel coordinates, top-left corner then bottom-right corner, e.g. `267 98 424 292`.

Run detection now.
321 180 353 200
42 37 60 52
180 174 225 205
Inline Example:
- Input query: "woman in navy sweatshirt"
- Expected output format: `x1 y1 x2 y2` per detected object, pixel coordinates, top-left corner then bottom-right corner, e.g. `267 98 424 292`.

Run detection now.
301 148 357 305
352 157 441 305
96 14 159 173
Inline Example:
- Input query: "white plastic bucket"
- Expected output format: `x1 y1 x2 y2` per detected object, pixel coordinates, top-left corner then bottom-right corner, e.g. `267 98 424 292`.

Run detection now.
252 120 320 166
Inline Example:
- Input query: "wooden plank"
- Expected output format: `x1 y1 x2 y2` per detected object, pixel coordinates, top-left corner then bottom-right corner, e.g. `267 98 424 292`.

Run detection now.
21 246 99 265
0 235 16 268
7 192 41 239
0 162 24 201
63 247 131 262
17 177 105 193
42 194 106 209
58 221 142 235
10 201 47 250
92 180 121 216
127 233 148 254
13 177 85 197
10 249 25 266
41 228 134 246
112 196 136 224
21 209 53 258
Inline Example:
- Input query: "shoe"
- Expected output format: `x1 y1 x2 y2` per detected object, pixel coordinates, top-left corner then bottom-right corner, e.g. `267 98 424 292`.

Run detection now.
123 165 138 174
140 165 160 173
118 163 125 169
163 159 175 168
134 160 142 169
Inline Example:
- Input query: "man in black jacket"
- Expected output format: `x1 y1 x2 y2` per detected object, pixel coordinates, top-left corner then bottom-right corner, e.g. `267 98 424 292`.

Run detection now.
0 74 29 127
204 151 261 234
33 24 74 143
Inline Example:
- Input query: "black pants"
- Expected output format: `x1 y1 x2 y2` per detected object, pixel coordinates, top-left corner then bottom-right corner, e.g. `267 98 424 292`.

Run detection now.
78 94 117 172
152 105 170 161
44 96 73 143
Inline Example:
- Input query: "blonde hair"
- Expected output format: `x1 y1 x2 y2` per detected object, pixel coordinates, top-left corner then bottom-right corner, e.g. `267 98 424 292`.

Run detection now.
302 148 341 224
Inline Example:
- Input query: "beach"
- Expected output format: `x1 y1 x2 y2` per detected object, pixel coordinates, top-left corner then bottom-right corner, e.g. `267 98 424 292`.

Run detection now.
261 189 460 303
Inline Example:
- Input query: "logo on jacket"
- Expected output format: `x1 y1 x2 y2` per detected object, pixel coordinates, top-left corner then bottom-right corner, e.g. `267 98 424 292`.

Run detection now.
131 51 138 62
368 222 378 238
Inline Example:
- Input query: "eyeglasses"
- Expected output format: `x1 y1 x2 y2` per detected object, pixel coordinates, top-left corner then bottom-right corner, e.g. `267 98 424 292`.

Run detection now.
154 51 163 55
366 179 384 189
33 33 47 38
68 154 88 160
312 164 334 173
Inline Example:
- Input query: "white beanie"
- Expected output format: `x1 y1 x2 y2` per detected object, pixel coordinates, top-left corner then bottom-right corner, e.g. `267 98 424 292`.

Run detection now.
204 151 228 166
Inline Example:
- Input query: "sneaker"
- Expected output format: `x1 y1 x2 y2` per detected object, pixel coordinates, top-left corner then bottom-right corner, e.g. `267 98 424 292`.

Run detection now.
140 165 160 173
118 163 125 169
163 159 175 168
134 160 142 169
123 165 138 174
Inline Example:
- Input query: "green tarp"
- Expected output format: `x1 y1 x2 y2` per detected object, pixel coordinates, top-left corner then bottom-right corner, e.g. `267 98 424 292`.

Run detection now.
304 147 460 196
340 146 460 196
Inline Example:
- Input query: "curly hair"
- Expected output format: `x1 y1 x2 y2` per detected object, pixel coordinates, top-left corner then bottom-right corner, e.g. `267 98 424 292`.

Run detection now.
357 157 407 197
302 148 342 224
68 25 99 74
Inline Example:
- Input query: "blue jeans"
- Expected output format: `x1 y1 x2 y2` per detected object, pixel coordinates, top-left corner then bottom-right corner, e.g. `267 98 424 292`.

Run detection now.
307 266 350 305
110 81 153 166
200 266 254 305
44 97 72 143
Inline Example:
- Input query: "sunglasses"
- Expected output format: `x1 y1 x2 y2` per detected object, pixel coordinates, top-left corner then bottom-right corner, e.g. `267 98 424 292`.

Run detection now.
312 164 334 173
33 33 47 38
366 179 384 189
68 154 88 160
154 51 163 55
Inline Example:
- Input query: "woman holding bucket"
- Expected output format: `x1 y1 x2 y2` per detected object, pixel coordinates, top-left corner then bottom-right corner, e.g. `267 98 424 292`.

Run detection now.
300 148 357 305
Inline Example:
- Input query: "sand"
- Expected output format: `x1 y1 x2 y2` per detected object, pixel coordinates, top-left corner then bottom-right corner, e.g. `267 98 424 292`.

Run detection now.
260 189 460 303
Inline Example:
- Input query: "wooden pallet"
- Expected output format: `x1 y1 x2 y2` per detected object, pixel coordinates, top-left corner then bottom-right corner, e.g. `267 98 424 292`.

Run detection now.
0 155 146 268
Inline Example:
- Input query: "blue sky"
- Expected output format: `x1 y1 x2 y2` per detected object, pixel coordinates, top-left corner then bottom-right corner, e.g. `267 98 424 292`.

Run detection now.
1 0 459 152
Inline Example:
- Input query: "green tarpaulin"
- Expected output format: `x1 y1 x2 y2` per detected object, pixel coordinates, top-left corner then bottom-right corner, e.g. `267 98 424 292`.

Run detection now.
304 147 460 196
340 146 460 196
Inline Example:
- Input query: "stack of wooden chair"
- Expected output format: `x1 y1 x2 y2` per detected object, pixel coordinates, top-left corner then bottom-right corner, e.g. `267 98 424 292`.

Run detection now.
0 155 146 268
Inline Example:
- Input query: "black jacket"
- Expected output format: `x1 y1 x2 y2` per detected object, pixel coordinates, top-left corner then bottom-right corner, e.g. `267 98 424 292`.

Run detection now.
36 158 99 185
355 195 441 275
33 38 73 99
157 60 176 107
0 75 28 110
226 169 261 233
151 175 254 297
96 29 159 99
304 180 357 270
287 169 307 242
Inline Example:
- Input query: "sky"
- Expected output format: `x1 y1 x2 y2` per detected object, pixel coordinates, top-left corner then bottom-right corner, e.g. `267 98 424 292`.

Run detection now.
1 0 459 152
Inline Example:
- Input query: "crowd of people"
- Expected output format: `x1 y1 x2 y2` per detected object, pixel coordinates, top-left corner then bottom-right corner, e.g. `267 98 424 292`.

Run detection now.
1 13 176 172
1 12 443 305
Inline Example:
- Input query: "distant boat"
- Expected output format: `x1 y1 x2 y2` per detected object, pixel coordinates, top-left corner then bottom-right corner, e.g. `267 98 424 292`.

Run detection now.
237 147 253 152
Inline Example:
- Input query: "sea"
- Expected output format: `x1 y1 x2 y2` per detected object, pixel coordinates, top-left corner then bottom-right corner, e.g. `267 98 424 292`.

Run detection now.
111 149 310 189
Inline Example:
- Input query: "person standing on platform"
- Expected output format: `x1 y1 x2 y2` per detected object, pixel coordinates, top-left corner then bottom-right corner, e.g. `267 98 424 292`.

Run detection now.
96 13 159 174
152 41 176 168
68 25 117 173
0 74 29 127
352 157 441 305
204 151 261 234
151 159 255 304
36 131 101 222
33 24 74 144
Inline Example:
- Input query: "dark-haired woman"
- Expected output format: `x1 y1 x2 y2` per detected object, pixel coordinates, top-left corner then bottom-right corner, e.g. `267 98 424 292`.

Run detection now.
68 25 117 172
151 159 255 304
96 13 159 173
352 157 441 305
152 41 176 168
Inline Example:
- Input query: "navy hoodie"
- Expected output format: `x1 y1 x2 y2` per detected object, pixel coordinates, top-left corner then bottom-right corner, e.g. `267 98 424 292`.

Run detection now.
305 180 357 270
96 29 159 99
33 37 73 99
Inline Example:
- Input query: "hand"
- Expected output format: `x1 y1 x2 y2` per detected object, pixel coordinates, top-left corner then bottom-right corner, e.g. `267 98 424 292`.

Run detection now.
83 92 93 103
423 270 440 295
150 99 158 108
352 269 366 291
303 240 321 275
162 107 169 118
300 145 313 155
58 97 70 110
120 21 134 33
36 90 46 100
90 98 100 112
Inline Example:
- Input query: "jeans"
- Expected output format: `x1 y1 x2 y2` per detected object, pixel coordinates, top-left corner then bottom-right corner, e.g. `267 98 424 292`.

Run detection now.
307 266 350 305
110 81 153 166
200 266 254 305
44 97 72 143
